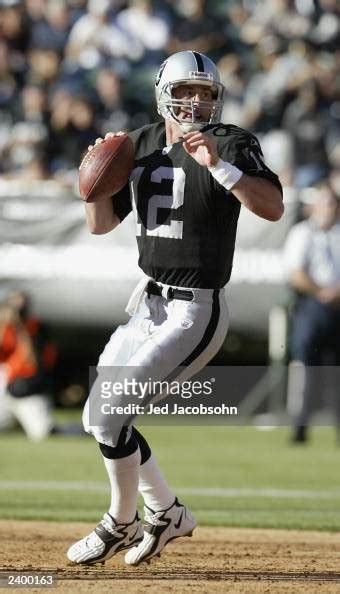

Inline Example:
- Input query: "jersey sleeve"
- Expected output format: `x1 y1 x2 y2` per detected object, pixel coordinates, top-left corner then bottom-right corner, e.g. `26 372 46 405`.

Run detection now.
219 130 283 194
112 183 132 222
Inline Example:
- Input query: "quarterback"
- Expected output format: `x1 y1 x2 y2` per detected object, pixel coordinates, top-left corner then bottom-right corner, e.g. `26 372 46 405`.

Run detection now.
67 51 283 566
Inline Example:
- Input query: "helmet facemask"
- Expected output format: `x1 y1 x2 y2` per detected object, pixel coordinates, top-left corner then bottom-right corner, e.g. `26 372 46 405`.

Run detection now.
158 86 223 132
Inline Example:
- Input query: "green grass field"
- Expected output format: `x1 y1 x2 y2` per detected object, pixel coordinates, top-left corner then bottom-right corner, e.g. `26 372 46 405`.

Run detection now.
1 422 340 531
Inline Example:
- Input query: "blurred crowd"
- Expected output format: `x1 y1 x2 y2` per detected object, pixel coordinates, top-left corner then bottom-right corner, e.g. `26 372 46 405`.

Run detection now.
0 0 338 188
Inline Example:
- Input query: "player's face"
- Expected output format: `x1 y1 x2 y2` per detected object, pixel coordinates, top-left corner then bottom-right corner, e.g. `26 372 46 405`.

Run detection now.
172 84 214 125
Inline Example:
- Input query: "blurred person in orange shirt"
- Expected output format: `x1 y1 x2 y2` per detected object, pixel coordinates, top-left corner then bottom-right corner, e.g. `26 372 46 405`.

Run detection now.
0 291 58 441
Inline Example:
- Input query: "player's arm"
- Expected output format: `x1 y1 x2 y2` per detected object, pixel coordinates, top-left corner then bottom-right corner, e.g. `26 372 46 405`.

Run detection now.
183 131 284 222
85 198 121 234
229 175 283 222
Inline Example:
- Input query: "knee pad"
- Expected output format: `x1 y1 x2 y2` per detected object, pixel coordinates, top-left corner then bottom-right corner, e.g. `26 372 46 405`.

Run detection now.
99 426 138 459
131 427 151 464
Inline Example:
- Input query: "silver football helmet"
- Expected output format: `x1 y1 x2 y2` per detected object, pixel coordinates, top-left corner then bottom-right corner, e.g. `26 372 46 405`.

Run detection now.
155 51 224 132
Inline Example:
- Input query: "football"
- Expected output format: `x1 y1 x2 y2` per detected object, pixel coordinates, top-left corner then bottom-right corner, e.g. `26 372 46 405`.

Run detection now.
79 134 134 203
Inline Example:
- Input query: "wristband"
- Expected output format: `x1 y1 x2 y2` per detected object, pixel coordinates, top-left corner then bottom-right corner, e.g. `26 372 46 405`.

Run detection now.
208 158 243 191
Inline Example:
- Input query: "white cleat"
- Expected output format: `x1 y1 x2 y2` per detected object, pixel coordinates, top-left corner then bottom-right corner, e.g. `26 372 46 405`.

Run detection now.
124 498 196 566
67 512 143 565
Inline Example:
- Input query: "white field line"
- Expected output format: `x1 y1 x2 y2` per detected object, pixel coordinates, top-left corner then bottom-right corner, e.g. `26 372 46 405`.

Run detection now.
0 481 340 499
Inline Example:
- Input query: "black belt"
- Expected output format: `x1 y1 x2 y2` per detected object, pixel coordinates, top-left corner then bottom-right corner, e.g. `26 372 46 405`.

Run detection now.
147 281 194 302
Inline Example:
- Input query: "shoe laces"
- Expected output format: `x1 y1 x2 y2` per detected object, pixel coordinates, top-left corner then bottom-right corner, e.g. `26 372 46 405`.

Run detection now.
144 510 164 526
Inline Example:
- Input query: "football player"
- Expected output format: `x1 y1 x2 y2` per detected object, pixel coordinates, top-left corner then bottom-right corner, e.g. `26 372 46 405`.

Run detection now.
67 51 283 566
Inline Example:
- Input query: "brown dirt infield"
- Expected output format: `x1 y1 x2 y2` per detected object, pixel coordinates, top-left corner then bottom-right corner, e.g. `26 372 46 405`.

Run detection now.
1 521 340 593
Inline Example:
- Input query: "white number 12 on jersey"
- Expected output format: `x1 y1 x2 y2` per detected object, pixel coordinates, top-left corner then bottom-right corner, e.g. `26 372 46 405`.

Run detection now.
130 166 186 240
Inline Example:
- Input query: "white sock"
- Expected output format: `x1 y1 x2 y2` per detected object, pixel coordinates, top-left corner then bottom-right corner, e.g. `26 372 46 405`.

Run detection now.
138 455 175 511
102 448 141 524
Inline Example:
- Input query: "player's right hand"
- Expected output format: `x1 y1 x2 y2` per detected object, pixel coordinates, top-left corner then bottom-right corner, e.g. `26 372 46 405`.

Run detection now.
182 131 219 168
87 131 125 152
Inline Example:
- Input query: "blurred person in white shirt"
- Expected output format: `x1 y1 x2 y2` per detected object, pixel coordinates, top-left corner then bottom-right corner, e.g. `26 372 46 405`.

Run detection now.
284 179 340 442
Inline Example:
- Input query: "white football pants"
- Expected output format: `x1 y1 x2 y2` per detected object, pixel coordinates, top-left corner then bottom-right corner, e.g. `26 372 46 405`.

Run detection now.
83 281 229 446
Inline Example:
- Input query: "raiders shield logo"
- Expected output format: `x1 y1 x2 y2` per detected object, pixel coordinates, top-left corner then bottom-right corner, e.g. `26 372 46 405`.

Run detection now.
155 60 167 87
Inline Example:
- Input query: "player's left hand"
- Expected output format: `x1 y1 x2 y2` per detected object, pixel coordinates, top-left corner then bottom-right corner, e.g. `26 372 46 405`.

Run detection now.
182 132 219 168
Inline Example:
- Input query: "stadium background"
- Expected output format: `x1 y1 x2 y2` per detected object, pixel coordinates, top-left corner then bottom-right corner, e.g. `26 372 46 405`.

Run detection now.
0 0 340 591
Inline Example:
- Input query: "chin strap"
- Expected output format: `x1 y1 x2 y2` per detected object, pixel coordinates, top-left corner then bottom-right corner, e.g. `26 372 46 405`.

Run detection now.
179 122 205 133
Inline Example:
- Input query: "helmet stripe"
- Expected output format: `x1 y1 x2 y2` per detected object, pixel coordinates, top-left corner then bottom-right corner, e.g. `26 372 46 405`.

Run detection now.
192 51 204 72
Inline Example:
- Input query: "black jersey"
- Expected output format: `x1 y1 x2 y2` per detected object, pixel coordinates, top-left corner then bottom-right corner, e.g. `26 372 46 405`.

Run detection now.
114 122 282 289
